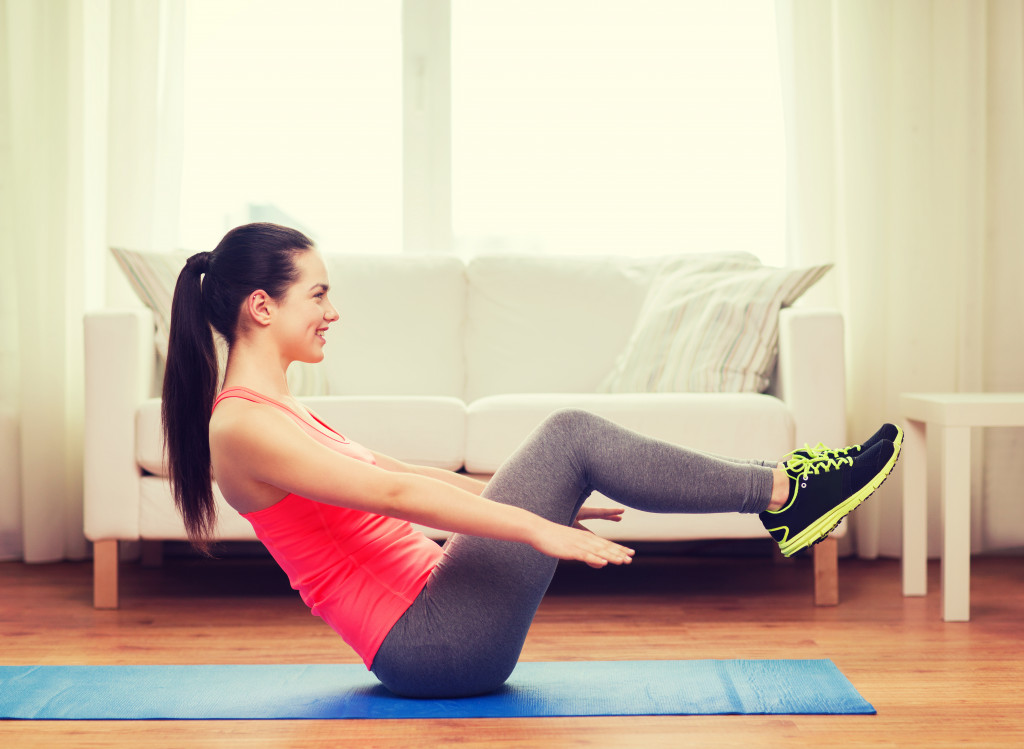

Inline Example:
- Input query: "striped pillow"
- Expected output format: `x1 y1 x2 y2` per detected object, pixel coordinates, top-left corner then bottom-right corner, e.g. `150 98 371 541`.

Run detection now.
111 247 189 362
598 262 832 393
110 247 328 396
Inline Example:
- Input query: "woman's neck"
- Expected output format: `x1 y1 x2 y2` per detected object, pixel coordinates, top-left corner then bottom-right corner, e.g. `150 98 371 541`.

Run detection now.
221 337 293 402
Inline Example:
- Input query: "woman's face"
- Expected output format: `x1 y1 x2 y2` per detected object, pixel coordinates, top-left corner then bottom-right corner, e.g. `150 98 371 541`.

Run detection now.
272 249 340 364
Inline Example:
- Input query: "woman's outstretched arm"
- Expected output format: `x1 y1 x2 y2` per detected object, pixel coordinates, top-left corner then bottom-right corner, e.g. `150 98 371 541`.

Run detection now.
370 452 488 496
211 403 634 569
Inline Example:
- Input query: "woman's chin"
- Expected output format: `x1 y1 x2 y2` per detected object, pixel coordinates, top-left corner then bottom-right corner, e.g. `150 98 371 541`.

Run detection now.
292 350 326 365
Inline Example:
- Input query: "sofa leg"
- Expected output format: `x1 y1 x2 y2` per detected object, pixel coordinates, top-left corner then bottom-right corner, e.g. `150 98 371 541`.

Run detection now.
93 539 119 610
813 537 839 606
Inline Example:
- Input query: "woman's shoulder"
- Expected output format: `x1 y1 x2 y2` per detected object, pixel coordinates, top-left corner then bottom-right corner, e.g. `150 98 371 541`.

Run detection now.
210 393 300 453
209 397 298 514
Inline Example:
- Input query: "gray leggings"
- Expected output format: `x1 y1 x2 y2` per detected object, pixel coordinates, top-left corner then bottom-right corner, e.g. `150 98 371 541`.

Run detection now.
370 408 775 698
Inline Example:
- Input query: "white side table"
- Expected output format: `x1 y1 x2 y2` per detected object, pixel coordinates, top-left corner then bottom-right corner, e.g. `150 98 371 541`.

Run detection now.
900 393 1024 621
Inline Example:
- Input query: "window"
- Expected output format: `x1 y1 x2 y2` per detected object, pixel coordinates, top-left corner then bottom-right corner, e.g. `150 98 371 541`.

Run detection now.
179 0 402 253
451 0 786 263
180 1 785 264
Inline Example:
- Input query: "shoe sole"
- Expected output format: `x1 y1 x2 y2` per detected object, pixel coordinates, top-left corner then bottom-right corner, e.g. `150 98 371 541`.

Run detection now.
890 423 904 455
778 438 903 557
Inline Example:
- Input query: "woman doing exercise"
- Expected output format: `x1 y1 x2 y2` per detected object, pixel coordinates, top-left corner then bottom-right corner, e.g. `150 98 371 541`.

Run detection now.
163 223 901 698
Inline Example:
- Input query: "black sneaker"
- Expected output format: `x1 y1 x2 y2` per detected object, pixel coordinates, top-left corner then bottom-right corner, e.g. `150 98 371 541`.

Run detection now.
789 423 903 463
761 439 901 557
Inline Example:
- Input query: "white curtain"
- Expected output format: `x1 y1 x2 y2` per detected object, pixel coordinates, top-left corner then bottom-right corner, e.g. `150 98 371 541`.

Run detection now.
776 0 1024 557
0 0 184 562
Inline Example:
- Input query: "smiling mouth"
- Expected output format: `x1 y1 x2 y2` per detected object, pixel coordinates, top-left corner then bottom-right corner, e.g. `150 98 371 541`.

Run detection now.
316 328 328 343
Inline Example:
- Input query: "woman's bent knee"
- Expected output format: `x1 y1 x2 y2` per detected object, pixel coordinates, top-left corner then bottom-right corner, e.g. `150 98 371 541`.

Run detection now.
541 407 595 437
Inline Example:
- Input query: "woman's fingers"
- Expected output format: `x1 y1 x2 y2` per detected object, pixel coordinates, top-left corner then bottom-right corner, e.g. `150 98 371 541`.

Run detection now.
584 536 634 566
584 548 633 568
576 507 625 522
531 522 634 567
573 507 624 533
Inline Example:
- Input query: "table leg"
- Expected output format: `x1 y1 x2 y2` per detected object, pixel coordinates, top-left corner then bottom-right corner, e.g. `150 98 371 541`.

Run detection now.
941 426 972 622
902 418 928 596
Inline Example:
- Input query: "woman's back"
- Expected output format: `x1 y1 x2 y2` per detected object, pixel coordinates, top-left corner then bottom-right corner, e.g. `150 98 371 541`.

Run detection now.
209 386 370 514
213 386 444 668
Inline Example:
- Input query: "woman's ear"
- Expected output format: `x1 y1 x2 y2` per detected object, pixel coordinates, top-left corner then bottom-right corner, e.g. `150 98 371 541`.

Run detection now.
244 290 275 327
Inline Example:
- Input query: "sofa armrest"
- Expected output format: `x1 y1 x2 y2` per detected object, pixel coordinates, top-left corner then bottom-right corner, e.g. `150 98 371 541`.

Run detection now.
83 308 155 541
776 308 846 449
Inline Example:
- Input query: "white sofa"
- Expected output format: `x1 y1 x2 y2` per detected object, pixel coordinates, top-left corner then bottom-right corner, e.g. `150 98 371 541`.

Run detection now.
84 253 846 609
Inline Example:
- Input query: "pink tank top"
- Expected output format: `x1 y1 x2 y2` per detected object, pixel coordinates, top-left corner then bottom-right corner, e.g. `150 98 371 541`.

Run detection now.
212 386 443 668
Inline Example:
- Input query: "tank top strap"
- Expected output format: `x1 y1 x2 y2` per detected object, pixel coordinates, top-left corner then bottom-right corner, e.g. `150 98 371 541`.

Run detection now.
213 386 282 412
212 386 357 450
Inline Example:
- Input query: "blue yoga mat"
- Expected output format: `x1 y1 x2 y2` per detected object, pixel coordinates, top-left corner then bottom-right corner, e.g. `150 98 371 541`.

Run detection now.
0 660 874 720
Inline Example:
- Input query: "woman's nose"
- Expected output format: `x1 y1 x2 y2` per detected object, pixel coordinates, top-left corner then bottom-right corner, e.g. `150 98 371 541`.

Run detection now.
325 302 340 322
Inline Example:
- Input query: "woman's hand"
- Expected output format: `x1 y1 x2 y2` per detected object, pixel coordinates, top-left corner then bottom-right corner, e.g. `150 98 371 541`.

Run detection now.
573 506 624 531
529 521 634 569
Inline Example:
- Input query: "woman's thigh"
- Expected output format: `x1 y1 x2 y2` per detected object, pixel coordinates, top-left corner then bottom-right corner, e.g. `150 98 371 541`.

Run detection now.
371 414 594 698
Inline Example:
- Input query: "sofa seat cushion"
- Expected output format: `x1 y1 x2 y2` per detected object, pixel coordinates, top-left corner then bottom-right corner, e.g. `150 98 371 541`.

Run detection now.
136 396 467 477
465 393 795 474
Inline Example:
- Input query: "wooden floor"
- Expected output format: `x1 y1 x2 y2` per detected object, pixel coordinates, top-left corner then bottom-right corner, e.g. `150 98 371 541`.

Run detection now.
2 550 1023 748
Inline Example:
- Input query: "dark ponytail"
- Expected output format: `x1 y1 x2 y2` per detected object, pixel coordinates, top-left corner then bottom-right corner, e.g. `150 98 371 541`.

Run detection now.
162 223 315 553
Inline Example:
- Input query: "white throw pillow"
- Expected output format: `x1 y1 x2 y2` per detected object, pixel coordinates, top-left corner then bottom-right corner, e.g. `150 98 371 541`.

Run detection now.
599 262 832 394
109 247 328 396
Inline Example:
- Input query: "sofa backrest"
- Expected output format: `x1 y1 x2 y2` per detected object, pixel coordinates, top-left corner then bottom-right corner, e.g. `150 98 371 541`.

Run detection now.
318 253 664 401
319 252 766 401
110 247 780 402
464 255 662 400
321 254 466 398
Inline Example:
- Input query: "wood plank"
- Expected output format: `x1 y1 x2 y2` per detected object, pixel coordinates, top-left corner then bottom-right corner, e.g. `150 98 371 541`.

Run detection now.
2 553 1023 747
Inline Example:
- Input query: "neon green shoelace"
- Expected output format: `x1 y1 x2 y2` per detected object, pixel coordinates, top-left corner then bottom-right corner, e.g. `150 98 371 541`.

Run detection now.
768 447 860 510
784 452 854 480
785 441 863 462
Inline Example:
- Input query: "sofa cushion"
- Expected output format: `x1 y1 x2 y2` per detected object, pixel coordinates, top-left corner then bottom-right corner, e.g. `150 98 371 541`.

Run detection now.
464 392 795 474
136 395 467 477
464 253 760 402
321 254 466 398
600 262 831 394
463 255 650 401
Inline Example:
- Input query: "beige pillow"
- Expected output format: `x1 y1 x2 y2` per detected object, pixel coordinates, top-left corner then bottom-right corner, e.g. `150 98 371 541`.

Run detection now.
599 262 832 394
110 247 328 396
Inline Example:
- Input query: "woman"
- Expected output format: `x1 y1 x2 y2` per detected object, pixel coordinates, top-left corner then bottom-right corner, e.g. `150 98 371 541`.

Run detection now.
163 223 900 698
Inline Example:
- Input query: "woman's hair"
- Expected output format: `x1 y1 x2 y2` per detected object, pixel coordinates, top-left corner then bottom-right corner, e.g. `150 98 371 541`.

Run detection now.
162 222 315 552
